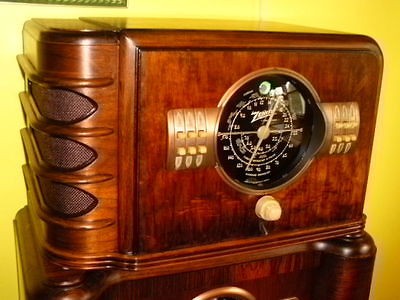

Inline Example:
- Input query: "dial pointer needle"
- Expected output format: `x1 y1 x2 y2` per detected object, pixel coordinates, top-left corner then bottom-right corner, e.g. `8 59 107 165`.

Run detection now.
245 96 282 171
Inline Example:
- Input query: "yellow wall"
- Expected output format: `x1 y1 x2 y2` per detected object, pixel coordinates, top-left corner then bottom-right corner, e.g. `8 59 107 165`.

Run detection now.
0 1 398 299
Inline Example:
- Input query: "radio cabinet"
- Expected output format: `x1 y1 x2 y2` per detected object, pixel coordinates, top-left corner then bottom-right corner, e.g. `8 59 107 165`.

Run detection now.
14 18 383 300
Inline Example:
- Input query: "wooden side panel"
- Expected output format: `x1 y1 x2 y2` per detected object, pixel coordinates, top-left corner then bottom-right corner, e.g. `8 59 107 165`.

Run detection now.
18 19 122 256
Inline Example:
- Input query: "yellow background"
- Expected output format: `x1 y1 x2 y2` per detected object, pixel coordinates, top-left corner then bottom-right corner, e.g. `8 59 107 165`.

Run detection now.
0 1 398 299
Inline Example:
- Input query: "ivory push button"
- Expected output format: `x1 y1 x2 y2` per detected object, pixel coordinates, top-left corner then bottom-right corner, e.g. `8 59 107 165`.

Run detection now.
187 131 197 138
198 145 207 154
187 146 197 155
177 147 187 156
176 131 186 139
255 196 282 221
198 130 207 138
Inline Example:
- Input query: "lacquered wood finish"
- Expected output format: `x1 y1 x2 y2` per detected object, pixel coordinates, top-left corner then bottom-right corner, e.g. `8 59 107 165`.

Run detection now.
135 49 380 253
15 206 376 299
15 18 383 299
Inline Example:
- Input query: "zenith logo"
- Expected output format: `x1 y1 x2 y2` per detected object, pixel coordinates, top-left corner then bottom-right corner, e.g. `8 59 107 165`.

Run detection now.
251 110 271 123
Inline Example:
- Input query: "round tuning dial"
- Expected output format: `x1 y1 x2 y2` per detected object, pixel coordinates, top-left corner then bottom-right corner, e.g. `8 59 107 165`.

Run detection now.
215 68 326 194
255 196 282 221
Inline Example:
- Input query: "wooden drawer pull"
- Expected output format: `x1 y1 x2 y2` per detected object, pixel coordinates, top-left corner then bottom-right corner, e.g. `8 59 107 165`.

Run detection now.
192 286 256 300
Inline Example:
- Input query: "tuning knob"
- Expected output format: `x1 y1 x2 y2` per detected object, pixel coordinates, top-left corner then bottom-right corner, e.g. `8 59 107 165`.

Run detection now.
255 196 282 221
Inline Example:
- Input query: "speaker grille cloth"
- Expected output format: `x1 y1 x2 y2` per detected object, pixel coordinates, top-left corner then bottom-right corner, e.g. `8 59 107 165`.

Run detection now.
39 178 98 217
33 129 97 170
30 82 97 123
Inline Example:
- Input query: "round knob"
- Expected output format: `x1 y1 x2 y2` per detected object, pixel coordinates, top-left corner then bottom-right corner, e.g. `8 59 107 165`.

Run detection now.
255 196 282 221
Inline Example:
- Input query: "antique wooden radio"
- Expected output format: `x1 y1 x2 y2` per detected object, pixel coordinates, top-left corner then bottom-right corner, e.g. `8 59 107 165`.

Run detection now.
14 18 383 300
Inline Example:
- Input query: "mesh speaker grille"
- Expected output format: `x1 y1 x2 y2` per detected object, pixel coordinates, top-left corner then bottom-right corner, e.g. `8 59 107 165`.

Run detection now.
39 177 98 218
30 82 97 123
33 129 97 171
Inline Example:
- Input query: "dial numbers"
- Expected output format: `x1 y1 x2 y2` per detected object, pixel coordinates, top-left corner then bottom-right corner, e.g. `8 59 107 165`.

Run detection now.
215 69 324 194
220 97 297 167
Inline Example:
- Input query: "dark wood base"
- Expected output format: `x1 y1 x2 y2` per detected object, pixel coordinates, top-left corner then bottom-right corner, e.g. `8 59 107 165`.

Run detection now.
15 206 376 300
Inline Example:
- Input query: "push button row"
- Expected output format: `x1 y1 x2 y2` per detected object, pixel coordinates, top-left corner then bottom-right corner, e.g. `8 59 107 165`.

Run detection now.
320 102 360 155
167 108 218 170
177 130 207 139
177 145 208 156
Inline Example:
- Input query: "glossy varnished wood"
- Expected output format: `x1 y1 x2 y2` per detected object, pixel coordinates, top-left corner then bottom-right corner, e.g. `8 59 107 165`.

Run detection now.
15 18 383 299
135 49 380 253
15 206 376 299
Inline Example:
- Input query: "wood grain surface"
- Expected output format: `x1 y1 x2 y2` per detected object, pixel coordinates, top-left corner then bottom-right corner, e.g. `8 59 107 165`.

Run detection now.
14 18 382 299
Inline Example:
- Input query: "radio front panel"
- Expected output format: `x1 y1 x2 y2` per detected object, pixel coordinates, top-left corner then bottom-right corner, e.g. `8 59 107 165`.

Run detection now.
136 48 379 253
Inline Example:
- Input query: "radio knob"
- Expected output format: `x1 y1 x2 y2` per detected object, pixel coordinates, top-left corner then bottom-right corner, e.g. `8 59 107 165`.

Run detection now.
255 196 282 221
